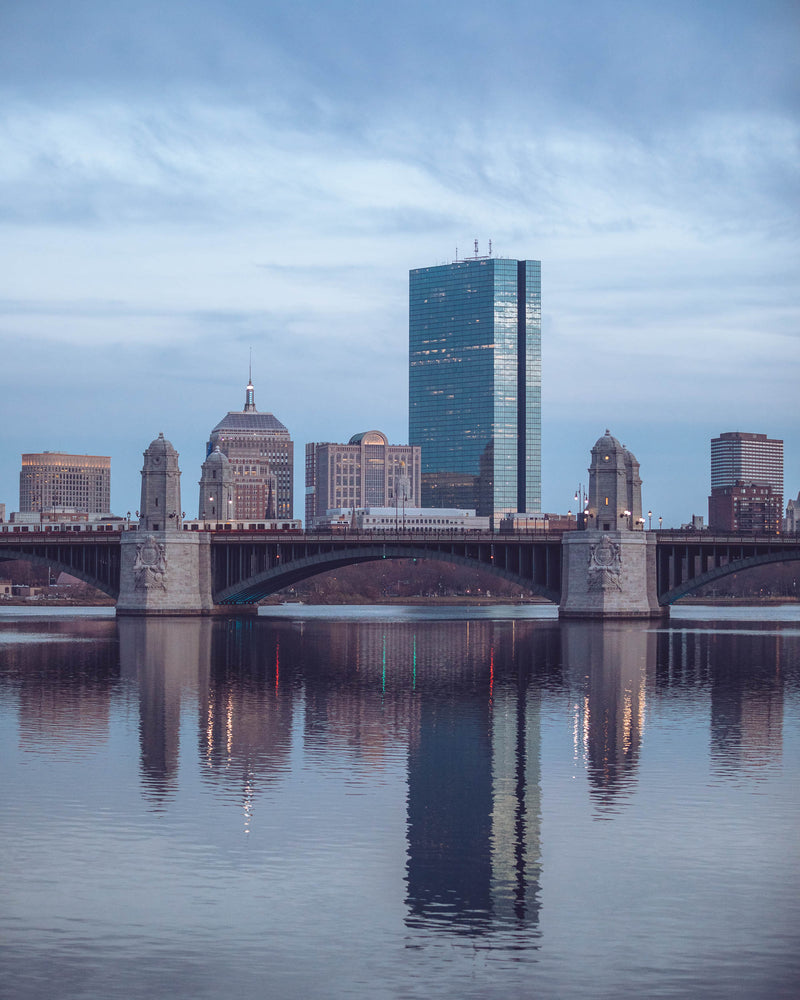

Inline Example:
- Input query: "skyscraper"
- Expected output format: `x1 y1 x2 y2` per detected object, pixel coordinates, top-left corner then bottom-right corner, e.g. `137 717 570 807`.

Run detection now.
409 254 541 524
708 431 784 533
206 378 293 520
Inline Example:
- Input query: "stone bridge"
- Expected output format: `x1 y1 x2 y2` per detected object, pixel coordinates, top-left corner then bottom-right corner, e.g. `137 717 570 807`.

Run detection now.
1 526 798 617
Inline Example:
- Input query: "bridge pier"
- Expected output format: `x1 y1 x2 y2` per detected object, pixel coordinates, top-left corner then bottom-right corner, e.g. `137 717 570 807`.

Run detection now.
559 530 665 619
117 530 215 616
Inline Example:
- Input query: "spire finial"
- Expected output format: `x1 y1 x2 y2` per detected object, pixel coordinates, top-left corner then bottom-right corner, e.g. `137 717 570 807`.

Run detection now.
244 353 256 412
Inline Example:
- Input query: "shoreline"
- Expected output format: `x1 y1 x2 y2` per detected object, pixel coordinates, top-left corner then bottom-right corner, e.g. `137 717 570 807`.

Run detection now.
2 595 798 609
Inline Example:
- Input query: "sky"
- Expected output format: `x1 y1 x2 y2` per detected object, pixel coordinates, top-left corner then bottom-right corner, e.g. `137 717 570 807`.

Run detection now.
0 0 798 526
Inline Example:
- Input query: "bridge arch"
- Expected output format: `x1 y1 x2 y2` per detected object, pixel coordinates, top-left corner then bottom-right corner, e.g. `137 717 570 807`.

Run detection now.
214 543 561 605
0 546 120 599
660 549 800 605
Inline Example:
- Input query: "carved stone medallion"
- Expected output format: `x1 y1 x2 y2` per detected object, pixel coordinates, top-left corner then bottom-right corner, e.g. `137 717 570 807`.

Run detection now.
587 535 622 591
133 535 168 592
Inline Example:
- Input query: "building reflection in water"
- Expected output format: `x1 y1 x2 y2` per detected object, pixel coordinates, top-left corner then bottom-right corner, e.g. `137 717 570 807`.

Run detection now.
404 622 557 934
119 618 212 807
199 619 296 832
11 618 119 753
655 624 785 776
561 623 654 817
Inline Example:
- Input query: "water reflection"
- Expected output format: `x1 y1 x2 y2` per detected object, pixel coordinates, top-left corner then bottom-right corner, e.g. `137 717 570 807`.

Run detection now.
119 618 212 806
2 618 119 755
654 625 785 776
562 624 654 816
0 609 795 974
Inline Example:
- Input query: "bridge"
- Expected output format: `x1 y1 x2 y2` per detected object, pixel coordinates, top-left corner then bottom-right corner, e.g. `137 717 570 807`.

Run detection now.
1 525 798 615
3 429 796 618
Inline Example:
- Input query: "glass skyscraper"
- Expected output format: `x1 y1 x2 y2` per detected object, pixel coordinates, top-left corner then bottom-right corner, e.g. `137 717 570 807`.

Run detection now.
409 256 541 523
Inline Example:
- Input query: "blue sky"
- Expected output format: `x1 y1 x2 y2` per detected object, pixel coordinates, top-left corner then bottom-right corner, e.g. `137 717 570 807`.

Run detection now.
1 0 797 525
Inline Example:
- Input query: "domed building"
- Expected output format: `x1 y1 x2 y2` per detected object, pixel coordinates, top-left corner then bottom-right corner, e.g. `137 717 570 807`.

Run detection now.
205 377 293 520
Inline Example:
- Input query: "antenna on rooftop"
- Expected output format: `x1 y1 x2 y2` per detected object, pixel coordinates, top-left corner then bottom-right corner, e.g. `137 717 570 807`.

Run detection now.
488 239 492 256
474 239 479 257
455 246 458 261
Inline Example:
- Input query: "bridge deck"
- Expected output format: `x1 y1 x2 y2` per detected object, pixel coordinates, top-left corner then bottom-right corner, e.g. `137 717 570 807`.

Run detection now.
1 527 798 608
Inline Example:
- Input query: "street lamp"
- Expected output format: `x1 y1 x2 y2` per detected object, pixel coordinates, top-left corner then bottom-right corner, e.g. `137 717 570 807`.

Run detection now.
648 510 652 530
659 516 663 530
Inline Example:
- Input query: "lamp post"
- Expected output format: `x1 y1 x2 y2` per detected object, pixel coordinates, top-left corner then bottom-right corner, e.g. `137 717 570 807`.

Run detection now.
659 516 663 530
648 510 652 530
621 509 632 530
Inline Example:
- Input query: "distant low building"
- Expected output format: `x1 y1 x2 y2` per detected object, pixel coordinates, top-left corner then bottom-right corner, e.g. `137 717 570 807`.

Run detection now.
679 515 707 531
786 492 800 534
305 431 421 527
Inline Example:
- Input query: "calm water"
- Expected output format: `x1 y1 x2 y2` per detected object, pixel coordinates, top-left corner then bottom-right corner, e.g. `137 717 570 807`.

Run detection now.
1 604 799 1000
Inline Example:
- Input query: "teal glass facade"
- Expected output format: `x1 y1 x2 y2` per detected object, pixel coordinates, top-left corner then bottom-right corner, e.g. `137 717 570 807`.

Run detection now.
409 258 541 522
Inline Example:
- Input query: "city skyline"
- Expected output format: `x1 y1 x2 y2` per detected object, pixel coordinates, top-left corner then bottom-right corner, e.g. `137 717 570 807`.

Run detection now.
0 1 797 525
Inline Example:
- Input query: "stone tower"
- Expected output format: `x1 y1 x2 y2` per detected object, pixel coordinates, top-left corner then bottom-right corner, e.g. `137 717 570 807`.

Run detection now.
139 433 182 531
561 431 662 619
198 446 233 521
118 433 213 616
587 430 643 531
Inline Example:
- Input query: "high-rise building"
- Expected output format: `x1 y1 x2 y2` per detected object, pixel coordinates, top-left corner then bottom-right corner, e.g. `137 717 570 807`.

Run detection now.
20 452 111 514
305 430 421 526
206 378 293 520
409 254 541 524
708 432 783 533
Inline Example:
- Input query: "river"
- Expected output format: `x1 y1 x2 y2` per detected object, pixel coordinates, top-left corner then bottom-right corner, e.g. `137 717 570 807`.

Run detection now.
1 604 798 999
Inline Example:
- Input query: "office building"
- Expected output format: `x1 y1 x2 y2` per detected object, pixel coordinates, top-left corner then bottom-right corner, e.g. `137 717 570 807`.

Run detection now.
708 432 783 533
207 378 293 520
305 430 420 526
708 484 783 534
20 452 111 514
409 253 541 525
